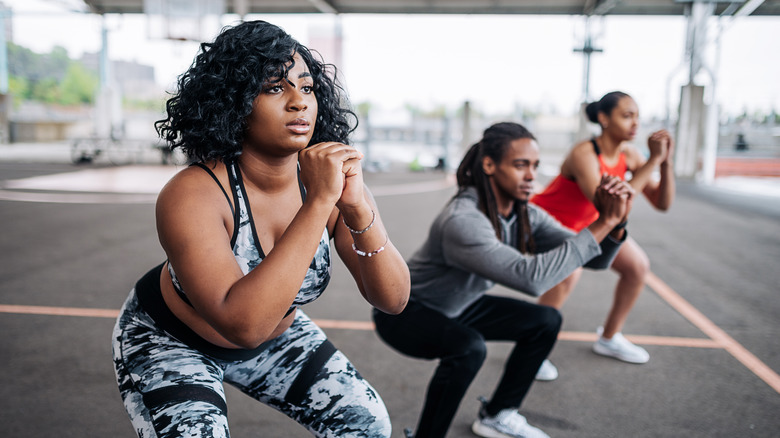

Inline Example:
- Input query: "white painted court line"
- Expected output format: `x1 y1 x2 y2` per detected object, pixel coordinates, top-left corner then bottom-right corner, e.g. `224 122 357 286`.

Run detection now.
0 167 456 203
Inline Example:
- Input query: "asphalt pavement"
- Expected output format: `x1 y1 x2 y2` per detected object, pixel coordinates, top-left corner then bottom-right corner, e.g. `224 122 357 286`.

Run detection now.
0 142 778 437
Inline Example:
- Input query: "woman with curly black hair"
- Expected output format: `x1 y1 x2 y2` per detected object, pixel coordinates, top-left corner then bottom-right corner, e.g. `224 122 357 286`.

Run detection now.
111 20 409 438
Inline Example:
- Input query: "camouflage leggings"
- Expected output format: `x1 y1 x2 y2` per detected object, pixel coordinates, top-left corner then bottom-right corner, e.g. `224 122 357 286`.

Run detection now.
112 290 391 437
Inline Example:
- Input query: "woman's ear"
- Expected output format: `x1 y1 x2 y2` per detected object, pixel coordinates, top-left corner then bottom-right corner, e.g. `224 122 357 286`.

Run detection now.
482 156 495 176
597 111 609 129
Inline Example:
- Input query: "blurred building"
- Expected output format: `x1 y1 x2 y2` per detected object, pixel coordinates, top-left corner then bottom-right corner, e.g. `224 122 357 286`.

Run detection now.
9 54 164 142
80 53 162 101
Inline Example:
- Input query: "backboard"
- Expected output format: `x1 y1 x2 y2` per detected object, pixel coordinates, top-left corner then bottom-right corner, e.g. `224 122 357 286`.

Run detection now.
143 0 225 42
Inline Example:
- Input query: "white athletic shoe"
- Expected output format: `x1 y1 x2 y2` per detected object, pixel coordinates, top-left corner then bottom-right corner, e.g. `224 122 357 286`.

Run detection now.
471 408 550 438
534 359 558 381
592 327 649 364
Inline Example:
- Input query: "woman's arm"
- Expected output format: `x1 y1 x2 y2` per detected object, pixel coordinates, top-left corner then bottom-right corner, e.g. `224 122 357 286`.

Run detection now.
159 144 362 349
331 153 409 315
640 132 676 210
624 131 665 193
628 130 675 210
333 188 410 315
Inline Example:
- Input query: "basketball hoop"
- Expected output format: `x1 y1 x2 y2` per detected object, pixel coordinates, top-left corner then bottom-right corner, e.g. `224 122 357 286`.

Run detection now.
144 0 225 42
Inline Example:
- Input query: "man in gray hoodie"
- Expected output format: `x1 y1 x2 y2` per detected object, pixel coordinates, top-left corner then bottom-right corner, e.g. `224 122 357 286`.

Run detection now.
373 122 632 438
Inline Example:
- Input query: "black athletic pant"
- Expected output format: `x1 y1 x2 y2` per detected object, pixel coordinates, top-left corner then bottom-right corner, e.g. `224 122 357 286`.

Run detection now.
373 295 562 438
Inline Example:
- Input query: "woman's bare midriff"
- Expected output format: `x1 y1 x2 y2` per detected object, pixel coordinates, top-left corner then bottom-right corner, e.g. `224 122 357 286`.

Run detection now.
158 264 294 349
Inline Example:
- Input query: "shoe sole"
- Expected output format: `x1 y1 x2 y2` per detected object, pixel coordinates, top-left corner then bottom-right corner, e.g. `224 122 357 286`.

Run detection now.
471 420 513 438
534 372 558 381
534 360 559 381
592 343 649 364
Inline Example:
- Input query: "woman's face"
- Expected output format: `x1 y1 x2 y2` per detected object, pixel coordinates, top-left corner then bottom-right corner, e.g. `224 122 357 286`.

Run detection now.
483 137 540 203
244 52 319 156
602 96 639 141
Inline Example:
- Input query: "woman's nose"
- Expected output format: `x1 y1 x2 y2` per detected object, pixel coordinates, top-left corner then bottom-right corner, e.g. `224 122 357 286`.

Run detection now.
288 89 308 112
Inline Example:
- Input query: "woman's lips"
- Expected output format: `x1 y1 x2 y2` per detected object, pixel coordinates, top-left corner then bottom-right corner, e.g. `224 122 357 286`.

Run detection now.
287 119 310 134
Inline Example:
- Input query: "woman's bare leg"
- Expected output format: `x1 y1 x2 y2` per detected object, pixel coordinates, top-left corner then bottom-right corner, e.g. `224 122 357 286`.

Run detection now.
601 237 649 339
537 267 583 309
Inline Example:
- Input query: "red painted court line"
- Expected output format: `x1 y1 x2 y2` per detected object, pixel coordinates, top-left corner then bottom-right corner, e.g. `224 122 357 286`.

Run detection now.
314 319 375 331
0 304 120 318
3 279 778 396
646 272 780 394
0 304 378 331
0 304 723 348
557 331 720 348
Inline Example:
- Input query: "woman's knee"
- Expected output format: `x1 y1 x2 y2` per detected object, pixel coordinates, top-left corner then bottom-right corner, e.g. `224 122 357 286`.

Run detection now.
122 391 229 438
309 377 392 437
316 402 392 438
615 241 651 280
625 252 650 280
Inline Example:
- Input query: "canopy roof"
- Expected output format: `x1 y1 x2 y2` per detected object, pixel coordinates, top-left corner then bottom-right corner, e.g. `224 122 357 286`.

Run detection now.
81 0 780 16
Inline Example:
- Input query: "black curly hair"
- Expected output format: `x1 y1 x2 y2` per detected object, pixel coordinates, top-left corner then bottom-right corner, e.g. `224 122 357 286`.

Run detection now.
156 20 356 162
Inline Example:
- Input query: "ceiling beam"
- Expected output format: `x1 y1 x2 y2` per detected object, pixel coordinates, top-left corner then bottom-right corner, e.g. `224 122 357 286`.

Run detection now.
734 0 765 17
585 0 623 16
307 0 339 14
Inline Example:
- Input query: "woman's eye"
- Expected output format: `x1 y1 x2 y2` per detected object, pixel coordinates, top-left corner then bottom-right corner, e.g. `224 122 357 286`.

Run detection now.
263 86 280 94
301 85 314 94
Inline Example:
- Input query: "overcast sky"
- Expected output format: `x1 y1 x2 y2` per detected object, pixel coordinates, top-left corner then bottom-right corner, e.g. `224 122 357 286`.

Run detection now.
5 0 779 119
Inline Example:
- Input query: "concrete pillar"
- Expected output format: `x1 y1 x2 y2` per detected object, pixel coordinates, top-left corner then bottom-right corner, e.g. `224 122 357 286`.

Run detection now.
675 1 718 181
460 100 472 154
675 84 706 178
95 16 122 139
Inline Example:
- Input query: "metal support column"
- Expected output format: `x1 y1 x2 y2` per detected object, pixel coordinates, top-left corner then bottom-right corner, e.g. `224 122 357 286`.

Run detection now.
0 6 9 94
574 15 603 142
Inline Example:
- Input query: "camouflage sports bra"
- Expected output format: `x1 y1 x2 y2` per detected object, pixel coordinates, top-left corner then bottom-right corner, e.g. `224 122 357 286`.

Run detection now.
167 159 331 316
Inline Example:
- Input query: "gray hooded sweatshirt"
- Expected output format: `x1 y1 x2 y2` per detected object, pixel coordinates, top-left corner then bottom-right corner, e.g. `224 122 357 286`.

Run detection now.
408 186 623 318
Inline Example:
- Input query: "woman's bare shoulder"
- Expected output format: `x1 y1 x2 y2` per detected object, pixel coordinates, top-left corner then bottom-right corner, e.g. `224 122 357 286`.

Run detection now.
157 161 228 209
561 140 597 175
569 140 597 158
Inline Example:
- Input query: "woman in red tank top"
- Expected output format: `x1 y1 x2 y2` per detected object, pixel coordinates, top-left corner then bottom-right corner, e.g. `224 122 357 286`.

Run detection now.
530 91 676 377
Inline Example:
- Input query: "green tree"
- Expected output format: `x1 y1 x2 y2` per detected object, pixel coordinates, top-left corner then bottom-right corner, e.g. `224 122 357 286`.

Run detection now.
30 78 60 103
7 42 98 105
60 63 98 105
8 76 30 104
8 43 70 83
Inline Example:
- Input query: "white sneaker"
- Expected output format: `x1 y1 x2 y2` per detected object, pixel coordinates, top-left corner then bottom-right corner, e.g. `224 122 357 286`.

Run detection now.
592 327 649 364
472 408 550 438
534 359 558 381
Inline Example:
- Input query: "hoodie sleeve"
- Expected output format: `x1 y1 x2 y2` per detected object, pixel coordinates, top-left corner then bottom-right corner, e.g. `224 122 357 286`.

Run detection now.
440 205 603 297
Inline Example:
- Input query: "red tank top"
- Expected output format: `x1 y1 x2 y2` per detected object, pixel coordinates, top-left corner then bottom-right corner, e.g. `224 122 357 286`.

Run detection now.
531 140 627 232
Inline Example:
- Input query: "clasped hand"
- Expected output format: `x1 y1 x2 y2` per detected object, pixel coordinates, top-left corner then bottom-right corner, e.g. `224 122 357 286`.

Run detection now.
593 174 634 225
298 142 365 208
647 129 675 164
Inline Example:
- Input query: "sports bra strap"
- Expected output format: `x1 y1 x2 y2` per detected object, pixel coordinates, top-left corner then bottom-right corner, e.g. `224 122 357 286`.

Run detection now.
192 162 235 217
591 138 601 156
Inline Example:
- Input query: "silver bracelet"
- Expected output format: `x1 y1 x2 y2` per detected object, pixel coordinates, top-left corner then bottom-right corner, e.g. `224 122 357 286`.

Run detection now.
343 210 375 234
352 237 388 257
